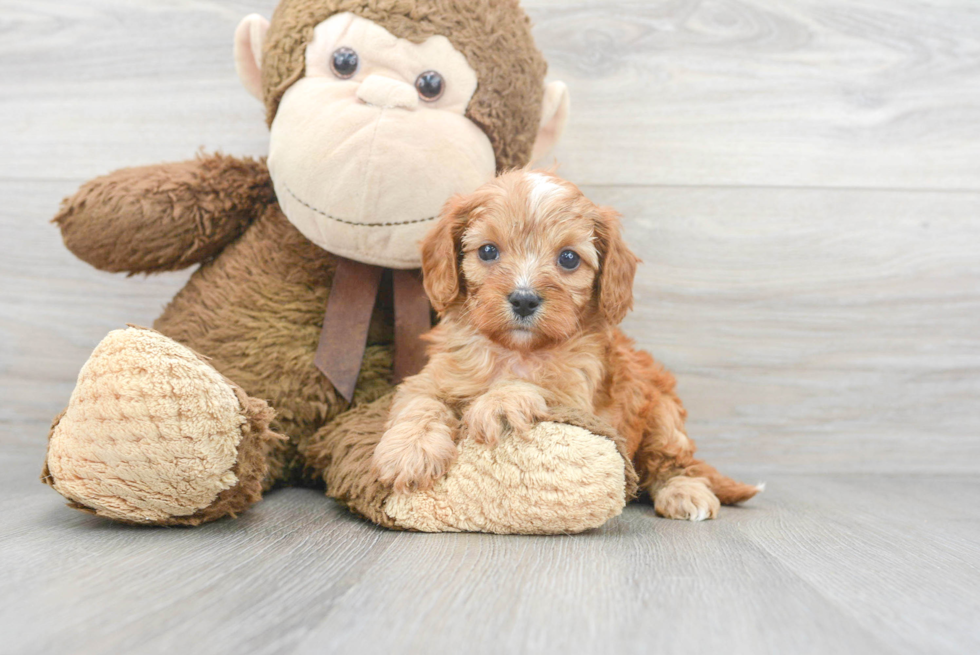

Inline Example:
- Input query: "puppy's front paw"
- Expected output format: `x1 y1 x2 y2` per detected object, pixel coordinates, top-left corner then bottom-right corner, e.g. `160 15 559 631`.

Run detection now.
463 399 506 446
654 476 720 521
464 385 549 446
372 419 457 493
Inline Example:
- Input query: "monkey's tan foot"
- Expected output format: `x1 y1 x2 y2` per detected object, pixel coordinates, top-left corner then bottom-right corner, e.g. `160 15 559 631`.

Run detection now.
41 326 281 526
384 420 633 534
653 476 721 522
311 399 637 535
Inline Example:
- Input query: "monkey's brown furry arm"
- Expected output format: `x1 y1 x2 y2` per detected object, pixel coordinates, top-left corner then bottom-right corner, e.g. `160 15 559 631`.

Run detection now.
54 153 275 274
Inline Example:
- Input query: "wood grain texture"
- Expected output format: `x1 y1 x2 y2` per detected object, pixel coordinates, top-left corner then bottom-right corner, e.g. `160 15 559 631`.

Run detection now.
2 1 979 653
604 184 980 473
3 1 979 188
3 446 979 655
531 0 980 189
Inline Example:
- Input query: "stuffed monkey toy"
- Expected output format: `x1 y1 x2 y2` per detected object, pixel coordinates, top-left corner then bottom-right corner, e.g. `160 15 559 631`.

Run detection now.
41 0 639 534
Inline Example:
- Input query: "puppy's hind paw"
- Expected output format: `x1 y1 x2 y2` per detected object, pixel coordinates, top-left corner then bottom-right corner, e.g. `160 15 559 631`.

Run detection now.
654 476 720 521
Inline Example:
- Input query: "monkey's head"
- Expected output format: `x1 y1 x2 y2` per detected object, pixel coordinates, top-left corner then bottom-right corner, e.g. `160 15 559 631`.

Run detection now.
234 0 569 269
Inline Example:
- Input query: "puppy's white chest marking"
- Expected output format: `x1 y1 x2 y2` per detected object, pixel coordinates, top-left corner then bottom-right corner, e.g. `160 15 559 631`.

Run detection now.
509 359 533 380
488 351 541 385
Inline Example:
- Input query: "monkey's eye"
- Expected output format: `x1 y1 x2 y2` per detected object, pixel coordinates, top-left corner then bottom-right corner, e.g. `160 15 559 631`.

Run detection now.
416 71 444 101
558 250 581 271
330 47 359 79
478 244 499 262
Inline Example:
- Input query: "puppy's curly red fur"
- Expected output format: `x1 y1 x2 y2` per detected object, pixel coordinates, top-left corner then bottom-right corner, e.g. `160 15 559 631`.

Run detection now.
371 170 760 519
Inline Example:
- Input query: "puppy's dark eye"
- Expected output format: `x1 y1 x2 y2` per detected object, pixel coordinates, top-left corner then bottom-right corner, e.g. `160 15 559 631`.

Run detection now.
558 249 581 270
330 47 358 79
478 244 499 262
416 71 444 101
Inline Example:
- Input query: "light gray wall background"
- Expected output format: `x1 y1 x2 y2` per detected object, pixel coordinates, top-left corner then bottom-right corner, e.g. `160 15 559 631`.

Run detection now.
3 0 977 475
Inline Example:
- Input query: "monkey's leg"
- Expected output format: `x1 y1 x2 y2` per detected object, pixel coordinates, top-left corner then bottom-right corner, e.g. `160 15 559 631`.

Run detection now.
303 399 638 535
41 327 286 526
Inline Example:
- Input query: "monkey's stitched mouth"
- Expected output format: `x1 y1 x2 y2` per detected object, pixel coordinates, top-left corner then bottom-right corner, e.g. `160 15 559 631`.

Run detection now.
284 184 438 228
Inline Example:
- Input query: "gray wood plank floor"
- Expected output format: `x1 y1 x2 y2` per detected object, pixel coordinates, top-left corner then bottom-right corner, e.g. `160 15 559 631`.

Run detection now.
4 446 979 655
2 1 978 653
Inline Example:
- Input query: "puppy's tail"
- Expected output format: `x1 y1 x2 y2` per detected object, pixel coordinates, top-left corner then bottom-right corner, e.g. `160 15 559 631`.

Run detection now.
687 460 764 505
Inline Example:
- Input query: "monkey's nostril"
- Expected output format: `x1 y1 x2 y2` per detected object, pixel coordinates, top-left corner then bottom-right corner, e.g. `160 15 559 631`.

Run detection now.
508 290 542 318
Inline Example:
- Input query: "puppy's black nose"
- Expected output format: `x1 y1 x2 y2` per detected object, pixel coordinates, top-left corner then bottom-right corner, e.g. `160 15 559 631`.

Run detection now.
508 290 541 318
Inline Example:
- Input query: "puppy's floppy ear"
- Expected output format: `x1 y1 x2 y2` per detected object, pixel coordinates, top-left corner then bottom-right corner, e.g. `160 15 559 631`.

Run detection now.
421 193 478 312
594 206 639 324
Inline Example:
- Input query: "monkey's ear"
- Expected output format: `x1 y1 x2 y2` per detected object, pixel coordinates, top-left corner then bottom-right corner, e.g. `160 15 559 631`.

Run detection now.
234 14 270 101
530 81 571 164
421 195 480 313
594 206 639 325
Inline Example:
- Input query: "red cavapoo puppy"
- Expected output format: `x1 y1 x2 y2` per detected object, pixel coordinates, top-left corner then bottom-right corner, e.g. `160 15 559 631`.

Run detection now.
371 170 760 520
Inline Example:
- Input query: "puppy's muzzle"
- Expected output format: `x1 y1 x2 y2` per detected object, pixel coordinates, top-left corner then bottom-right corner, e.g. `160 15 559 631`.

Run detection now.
508 289 542 319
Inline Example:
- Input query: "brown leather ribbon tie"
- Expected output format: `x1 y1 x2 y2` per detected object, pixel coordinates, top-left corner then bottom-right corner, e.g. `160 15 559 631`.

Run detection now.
314 257 431 403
